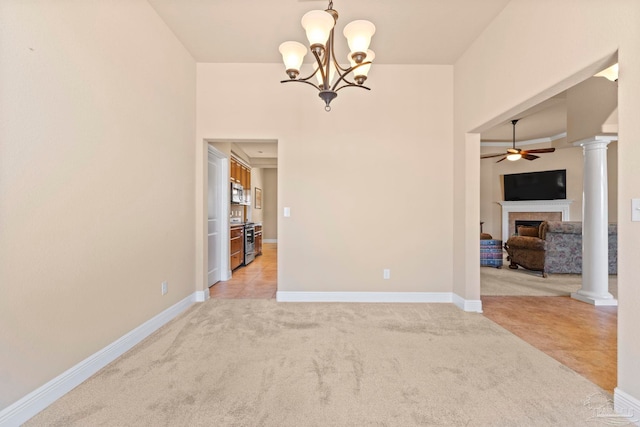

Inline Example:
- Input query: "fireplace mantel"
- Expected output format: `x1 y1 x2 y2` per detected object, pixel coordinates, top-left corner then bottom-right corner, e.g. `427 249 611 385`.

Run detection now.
498 200 573 239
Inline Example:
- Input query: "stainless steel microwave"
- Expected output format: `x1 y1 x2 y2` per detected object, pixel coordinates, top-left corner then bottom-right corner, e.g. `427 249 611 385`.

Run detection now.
231 182 244 204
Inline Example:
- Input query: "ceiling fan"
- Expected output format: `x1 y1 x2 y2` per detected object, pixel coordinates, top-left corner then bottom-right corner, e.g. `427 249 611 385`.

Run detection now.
481 119 555 163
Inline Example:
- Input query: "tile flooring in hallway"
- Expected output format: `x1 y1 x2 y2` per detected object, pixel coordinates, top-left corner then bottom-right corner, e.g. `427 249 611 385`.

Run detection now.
209 243 277 299
482 295 617 392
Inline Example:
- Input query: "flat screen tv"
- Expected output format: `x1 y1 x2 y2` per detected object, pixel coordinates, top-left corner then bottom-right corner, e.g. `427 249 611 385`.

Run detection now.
503 169 566 201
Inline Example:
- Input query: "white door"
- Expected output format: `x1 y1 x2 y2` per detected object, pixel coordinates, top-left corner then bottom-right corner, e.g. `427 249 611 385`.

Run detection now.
207 150 222 286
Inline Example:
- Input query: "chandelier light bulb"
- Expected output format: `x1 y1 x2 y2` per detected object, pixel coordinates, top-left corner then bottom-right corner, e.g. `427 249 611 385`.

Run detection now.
507 153 522 161
349 49 375 84
301 10 335 52
343 20 376 62
279 41 308 79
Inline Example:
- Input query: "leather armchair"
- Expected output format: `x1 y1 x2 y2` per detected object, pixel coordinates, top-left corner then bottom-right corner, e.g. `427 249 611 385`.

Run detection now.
504 222 549 277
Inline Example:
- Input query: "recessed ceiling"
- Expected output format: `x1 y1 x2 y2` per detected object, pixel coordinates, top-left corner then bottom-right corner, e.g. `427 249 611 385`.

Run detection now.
234 141 278 159
147 0 511 64
481 94 568 143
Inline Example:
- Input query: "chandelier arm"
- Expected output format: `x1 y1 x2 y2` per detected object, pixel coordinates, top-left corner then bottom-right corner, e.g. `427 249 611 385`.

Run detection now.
333 60 349 73
280 79 322 91
329 28 350 73
296 66 321 83
323 29 335 89
334 83 371 93
312 48 328 86
291 49 326 84
330 61 372 91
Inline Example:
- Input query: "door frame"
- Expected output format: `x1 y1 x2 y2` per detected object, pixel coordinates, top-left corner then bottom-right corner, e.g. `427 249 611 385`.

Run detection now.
207 145 230 283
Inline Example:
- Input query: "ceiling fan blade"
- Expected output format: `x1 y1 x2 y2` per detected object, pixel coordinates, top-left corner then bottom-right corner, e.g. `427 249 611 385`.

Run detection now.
481 152 508 159
495 156 507 163
523 148 556 154
522 154 540 161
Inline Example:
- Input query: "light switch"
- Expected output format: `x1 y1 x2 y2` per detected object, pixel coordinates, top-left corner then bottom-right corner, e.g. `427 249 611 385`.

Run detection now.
632 199 640 222
284 207 291 217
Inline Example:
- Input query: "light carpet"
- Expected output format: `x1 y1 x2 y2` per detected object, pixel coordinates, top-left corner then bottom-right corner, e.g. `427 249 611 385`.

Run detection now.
25 299 610 426
481 257 618 298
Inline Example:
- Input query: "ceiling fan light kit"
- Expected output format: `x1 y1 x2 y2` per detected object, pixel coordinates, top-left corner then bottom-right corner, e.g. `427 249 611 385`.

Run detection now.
278 0 375 112
480 119 556 163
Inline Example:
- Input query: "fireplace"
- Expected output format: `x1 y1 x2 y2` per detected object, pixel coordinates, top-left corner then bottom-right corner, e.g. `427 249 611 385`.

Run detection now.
515 220 544 233
498 200 573 239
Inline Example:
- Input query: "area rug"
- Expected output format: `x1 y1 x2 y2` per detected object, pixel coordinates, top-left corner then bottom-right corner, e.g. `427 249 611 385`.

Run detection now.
26 299 611 426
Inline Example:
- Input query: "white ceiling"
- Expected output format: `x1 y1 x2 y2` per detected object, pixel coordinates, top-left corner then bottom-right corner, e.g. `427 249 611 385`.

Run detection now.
146 0 511 64
147 0 594 144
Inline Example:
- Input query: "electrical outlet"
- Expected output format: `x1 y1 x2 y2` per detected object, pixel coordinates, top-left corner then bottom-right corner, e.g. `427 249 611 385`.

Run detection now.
632 198 640 222
383 269 390 279
161 281 168 295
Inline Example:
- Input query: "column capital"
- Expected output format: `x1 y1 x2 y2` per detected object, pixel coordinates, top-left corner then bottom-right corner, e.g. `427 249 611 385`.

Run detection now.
573 135 618 148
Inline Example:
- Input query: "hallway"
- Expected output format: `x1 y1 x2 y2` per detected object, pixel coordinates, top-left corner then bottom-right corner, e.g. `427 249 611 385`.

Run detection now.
209 243 277 299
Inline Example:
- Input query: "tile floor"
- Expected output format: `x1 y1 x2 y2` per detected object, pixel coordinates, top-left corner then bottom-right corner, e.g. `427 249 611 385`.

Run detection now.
482 295 617 392
209 243 277 299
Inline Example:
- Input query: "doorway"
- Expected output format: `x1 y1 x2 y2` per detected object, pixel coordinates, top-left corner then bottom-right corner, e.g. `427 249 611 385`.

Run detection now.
205 140 278 299
476 62 619 393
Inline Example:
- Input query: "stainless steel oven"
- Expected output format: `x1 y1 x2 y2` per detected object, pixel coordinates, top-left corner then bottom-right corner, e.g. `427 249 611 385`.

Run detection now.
244 223 255 265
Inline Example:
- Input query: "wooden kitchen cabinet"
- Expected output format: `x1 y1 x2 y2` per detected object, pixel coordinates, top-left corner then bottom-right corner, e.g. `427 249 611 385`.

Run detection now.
240 165 246 188
230 158 239 183
254 224 263 256
230 224 244 270
230 157 251 194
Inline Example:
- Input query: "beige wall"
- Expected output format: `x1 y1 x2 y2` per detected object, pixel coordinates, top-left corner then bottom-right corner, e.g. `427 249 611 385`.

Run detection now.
263 168 278 240
250 168 264 223
196 63 454 293
0 0 196 409
455 0 640 402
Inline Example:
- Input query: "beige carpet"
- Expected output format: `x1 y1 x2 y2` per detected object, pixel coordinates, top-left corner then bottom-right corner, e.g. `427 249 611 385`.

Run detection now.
481 255 618 298
26 299 610 426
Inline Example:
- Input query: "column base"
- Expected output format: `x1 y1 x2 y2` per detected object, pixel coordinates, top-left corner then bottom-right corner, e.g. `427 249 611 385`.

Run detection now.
571 291 618 306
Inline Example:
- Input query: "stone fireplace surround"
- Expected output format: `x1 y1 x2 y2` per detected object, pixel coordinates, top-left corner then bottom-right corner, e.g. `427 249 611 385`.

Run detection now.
498 200 573 240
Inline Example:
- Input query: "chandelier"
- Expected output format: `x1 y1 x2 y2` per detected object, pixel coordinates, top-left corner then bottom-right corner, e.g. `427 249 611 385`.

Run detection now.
278 1 376 112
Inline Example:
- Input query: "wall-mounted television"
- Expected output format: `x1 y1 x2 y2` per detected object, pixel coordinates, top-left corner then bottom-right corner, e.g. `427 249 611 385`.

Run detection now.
503 169 567 201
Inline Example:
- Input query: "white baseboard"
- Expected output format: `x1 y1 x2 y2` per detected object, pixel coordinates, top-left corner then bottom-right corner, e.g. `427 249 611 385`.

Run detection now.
276 292 483 313
195 289 209 302
452 294 483 313
0 293 198 427
614 388 640 425
264 239 277 243
276 291 453 304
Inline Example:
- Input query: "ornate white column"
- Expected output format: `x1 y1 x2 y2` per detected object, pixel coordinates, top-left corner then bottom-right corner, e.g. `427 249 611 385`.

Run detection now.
572 136 617 306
